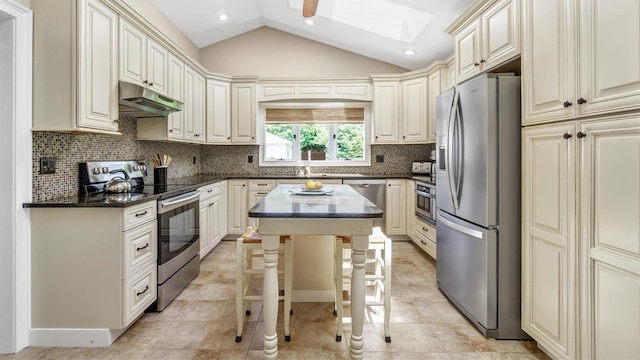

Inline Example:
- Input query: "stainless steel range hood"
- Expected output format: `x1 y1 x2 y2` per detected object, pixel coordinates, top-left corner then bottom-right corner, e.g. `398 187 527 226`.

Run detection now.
118 81 183 118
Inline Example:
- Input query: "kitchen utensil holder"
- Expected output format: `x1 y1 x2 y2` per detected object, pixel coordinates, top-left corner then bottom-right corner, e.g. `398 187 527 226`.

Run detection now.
154 166 168 185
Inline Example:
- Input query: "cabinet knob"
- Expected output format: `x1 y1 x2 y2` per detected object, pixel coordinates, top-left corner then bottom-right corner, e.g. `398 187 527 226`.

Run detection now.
563 133 573 139
563 101 573 108
143 80 148 84
480 59 486 63
577 132 587 138
149 82 154 87
474 62 480 66
169 129 173 133
577 98 587 104
402 135 406 139
227 137 230 140
375 136 379 139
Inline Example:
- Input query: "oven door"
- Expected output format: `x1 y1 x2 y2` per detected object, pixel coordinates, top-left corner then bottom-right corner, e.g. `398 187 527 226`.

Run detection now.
158 191 200 267
416 185 436 225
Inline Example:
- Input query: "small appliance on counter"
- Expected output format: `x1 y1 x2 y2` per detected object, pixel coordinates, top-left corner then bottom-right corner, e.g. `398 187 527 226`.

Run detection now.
411 160 436 184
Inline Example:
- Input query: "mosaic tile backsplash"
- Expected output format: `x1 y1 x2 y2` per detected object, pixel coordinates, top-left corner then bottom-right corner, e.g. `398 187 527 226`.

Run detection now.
33 116 433 201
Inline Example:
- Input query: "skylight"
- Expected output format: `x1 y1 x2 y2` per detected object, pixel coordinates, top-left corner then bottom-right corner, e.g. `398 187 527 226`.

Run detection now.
288 0 434 43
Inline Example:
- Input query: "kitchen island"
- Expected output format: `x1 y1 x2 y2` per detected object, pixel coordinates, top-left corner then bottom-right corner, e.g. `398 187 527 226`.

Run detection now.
249 184 383 360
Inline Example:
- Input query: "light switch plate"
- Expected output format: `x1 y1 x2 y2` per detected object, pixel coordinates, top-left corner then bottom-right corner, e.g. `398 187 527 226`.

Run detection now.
39 157 56 174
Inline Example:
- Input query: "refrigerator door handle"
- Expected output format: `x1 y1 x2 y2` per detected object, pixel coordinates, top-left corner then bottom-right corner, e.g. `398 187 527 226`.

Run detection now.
446 91 460 209
453 94 464 207
438 212 484 239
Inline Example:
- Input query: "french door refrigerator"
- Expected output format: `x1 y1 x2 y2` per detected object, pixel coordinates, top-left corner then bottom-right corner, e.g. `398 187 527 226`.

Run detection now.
435 73 528 339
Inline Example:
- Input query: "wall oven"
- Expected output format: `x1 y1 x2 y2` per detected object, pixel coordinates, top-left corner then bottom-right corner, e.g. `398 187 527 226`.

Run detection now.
155 190 200 311
415 181 436 225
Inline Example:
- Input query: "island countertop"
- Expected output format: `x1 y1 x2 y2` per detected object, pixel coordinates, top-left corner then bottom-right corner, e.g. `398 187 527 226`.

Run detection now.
248 184 383 219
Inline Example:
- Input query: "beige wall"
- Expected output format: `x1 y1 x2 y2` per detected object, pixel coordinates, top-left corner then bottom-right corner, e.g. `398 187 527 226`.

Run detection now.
120 0 199 61
200 27 408 77
15 0 29 7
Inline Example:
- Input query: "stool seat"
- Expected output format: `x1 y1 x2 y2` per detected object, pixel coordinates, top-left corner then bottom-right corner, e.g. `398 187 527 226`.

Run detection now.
335 227 392 343
236 227 293 342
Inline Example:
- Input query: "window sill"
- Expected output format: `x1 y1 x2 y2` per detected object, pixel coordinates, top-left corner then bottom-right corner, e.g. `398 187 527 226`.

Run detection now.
259 159 371 167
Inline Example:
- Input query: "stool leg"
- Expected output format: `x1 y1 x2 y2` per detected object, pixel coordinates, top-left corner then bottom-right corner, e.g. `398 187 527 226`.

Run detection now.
384 238 392 343
236 237 244 342
244 247 252 315
335 237 344 342
284 238 292 342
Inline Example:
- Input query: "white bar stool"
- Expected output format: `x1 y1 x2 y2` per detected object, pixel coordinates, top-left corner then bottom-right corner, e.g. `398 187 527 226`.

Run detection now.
236 227 293 342
335 227 392 343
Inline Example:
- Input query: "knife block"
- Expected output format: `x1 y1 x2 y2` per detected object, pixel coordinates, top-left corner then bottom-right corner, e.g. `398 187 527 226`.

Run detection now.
154 166 167 185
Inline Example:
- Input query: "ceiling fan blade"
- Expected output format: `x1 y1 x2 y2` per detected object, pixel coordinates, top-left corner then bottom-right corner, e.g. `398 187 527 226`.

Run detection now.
303 0 318 17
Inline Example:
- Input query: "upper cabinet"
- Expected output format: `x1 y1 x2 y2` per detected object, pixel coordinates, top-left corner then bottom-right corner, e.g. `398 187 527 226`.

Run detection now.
449 0 520 84
183 65 206 143
166 53 185 140
32 0 120 134
258 81 372 101
401 76 428 143
372 80 400 144
206 79 231 144
119 19 168 95
231 81 258 144
522 0 640 125
427 69 442 143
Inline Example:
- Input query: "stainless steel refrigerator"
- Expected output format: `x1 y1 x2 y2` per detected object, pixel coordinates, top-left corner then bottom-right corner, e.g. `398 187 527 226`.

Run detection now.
435 73 528 339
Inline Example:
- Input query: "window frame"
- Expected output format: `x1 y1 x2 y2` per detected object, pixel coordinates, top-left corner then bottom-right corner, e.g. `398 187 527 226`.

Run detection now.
258 102 371 167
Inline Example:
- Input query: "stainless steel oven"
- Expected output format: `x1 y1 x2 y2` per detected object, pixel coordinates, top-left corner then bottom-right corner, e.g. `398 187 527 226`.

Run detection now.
155 190 200 311
415 181 436 225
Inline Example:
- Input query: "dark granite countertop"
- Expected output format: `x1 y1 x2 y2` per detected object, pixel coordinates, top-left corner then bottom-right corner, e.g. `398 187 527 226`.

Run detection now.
249 184 383 219
24 173 424 208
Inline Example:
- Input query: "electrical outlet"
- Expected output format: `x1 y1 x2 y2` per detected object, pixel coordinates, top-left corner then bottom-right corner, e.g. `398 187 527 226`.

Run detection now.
39 157 56 174
248 155 253 163
376 155 384 163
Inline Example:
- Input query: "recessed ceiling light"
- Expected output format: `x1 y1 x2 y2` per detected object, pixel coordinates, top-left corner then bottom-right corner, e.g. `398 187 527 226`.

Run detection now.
217 13 229 22
404 49 416 56
304 18 316 26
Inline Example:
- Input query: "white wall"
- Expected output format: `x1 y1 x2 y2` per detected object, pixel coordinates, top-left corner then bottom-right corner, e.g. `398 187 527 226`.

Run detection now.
200 27 408 77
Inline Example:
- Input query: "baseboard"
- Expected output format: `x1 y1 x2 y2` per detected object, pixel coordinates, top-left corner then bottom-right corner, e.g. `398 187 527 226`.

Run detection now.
292 290 335 302
29 328 127 348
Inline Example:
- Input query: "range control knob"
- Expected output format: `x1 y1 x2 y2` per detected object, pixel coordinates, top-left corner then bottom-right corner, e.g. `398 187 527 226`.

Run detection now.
141 165 147 171
92 167 101 175
102 167 109 174
133 165 139 171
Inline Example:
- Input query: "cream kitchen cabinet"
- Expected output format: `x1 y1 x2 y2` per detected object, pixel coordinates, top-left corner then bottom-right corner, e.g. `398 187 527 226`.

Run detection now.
412 218 437 260
446 55 456 89
248 180 277 228
119 19 168 95
231 82 257 144
522 0 640 125
406 180 416 239
199 182 226 258
427 69 442 143
206 79 231 144
450 0 520 84
183 66 206 142
166 53 185 140
32 0 119 134
31 201 158 346
385 179 406 236
227 179 249 234
372 80 401 144
258 82 372 101
522 114 640 359
401 77 428 143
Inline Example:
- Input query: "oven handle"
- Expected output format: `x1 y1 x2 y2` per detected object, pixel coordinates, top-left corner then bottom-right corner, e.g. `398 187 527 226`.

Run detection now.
158 191 199 214
416 190 436 199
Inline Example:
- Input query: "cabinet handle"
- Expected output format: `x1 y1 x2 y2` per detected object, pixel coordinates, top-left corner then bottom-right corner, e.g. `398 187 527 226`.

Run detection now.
480 59 486 63
136 285 150 297
420 240 427 246
577 132 587 138
563 133 573 139
136 243 150 251
207 189 213 193
563 101 573 108
577 98 587 104
474 62 480 66
134 210 148 218
257 192 268 195
422 227 429 232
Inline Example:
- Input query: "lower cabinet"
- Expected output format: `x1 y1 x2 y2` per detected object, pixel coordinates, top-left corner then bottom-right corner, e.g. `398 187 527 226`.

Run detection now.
412 219 437 260
385 179 406 235
522 114 640 359
227 179 248 234
30 201 158 345
199 181 227 258
248 179 277 228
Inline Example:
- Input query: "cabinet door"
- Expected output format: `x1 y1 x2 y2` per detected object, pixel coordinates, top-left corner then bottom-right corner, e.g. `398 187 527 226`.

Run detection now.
146 38 168 96
427 71 441 142
119 19 146 87
402 77 428 143
579 117 640 360
206 79 231 143
210 196 222 249
227 180 248 234
522 0 577 124
193 72 206 142
455 20 482 84
446 57 456 88
372 82 400 143
199 199 210 258
406 180 415 238
481 0 520 70
220 181 228 237
77 0 119 132
522 122 577 360
231 83 256 144
385 180 406 235
578 0 640 116
248 191 269 228
183 66 196 141
167 53 184 139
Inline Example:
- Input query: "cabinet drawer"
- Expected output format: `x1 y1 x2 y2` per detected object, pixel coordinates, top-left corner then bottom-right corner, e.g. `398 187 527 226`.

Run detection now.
249 179 276 190
123 265 157 327
412 229 436 260
414 220 436 242
122 201 157 230
199 182 221 200
123 221 157 277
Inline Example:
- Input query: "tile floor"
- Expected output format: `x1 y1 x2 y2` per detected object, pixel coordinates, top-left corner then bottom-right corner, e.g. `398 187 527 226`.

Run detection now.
1 240 549 359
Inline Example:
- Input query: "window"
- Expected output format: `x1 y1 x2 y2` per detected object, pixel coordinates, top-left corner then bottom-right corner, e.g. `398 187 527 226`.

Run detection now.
260 103 371 167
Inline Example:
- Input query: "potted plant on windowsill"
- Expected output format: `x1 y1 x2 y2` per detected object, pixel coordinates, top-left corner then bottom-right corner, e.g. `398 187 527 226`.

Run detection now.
301 144 327 160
